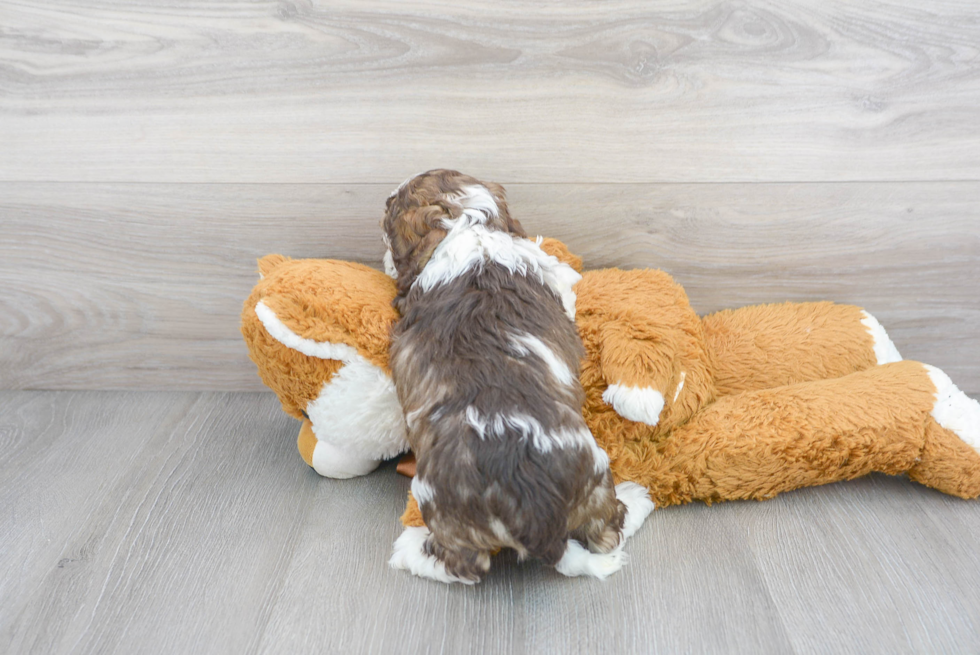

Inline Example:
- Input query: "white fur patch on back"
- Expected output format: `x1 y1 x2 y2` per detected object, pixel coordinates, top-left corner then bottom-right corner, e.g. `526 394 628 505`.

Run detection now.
510 333 575 385
414 225 581 321
602 384 665 426
860 311 903 364
555 482 655 580
462 407 594 454
925 365 980 454
389 526 475 585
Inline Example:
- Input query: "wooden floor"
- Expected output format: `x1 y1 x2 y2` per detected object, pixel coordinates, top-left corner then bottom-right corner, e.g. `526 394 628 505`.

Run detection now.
2 390 979 654
4 1 980 653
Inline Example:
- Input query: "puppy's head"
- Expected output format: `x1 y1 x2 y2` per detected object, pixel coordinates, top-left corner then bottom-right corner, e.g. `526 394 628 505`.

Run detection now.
382 169 527 308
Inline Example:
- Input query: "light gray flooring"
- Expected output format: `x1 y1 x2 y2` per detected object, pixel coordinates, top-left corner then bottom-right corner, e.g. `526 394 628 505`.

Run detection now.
2 390 979 654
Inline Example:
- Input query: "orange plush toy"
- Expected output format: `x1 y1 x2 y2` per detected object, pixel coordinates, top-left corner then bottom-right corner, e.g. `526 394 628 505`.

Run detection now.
242 239 980 576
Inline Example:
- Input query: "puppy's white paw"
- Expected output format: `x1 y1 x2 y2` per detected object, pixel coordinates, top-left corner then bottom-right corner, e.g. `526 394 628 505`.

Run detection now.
615 482 656 540
556 483 655 580
389 526 475 585
555 539 625 580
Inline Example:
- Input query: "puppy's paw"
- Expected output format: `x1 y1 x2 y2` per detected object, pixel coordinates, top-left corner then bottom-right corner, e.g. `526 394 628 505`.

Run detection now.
555 539 625 580
388 526 476 585
615 482 656 540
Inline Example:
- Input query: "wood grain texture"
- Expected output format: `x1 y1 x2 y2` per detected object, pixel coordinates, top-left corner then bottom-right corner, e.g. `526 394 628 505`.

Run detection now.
2 182 978 393
2 1 980 183
1 390 979 654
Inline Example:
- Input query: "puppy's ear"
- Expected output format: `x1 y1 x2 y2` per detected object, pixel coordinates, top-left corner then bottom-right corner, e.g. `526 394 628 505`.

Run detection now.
388 205 450 305
484 181 527 238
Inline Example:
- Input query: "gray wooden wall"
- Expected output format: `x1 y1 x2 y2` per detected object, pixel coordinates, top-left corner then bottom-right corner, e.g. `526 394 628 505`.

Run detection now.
2 0 979 393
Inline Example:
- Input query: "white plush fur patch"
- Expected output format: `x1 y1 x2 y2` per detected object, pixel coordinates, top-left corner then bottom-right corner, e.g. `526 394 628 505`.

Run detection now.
860 311 903 364
389 526 475 585
602 384 665 426
310 438 380 479
255 300 409 475
925 365 980 454
256 300 362 363
673 371 687 402
556 482 655 580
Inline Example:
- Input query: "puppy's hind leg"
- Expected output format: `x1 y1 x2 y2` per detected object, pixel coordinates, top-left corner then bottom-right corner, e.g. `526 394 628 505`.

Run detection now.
557 480 656 580
389 526 489 585
424 535 492 584
569 475 627 554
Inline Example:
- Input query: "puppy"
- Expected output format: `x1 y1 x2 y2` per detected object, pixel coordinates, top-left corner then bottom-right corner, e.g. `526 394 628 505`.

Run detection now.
383 169 626 583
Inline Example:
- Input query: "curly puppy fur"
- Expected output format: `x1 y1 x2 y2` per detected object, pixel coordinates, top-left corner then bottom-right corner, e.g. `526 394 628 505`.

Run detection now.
383 169 625 582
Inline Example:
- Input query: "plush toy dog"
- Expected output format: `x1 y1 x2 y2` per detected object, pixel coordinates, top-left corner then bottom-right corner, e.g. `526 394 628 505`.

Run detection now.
241 239 980 570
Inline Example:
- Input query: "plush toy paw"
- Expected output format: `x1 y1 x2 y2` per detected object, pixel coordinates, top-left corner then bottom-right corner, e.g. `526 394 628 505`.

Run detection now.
602 385 665 426
926 365 980 453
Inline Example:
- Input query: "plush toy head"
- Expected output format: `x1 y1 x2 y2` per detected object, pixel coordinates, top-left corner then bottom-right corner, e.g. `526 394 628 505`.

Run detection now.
241 255 409 478
241 239 584 478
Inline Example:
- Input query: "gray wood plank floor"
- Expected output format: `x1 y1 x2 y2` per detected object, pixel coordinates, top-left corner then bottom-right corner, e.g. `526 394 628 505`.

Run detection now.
2 390 979 654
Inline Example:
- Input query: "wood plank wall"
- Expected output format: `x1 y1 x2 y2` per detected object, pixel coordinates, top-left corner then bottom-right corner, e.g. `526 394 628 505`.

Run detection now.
2 1 979 392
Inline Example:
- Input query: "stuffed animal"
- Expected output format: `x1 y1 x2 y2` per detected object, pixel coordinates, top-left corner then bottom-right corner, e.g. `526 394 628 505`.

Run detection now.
241 239 980 564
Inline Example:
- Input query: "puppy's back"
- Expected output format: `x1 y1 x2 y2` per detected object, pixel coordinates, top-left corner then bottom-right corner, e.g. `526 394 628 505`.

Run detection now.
392 262 619 571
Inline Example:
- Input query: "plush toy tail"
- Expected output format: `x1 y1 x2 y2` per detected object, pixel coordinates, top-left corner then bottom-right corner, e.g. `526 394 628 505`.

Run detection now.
612 360 980 507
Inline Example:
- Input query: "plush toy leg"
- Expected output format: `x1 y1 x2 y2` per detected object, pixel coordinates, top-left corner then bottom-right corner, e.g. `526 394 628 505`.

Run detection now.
615 361 979 507
297 419 318 468
702 302 901 397
908 366 980 498
295 419 382 479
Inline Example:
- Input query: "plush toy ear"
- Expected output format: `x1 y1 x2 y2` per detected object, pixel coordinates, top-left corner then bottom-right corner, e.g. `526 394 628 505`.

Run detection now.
257 253 289 278
538 238 584 273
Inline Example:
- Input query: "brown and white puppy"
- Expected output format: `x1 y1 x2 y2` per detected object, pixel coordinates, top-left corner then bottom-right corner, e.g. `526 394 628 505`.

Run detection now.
383 169 627 584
